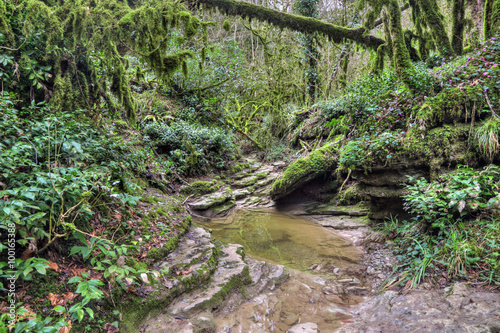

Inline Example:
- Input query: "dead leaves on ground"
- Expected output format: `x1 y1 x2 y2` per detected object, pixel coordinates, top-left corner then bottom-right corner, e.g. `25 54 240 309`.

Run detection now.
48 292 77 307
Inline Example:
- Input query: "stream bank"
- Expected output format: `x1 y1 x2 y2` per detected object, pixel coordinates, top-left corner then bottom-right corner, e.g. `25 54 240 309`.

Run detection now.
135 158 500 333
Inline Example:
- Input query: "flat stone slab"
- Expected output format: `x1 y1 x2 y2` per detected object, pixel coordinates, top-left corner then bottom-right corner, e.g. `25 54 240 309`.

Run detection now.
336 283 500 333
305 203 370 216
167 244 249 315
188 190 232 210
287 323 319 333
308 215 370 229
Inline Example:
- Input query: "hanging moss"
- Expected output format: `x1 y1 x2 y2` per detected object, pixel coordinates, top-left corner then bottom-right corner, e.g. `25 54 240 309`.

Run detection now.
404 30 421 62
372 44 386 75
388 0 413 86
197 0 385 49
0 0 14 46
414 0 453 56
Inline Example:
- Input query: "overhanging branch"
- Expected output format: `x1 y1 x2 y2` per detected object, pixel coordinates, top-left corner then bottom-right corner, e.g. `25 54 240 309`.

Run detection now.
194 0 386 49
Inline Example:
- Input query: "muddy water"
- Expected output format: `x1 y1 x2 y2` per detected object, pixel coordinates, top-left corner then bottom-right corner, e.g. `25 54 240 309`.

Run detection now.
198 209 367 332
201 209 363 271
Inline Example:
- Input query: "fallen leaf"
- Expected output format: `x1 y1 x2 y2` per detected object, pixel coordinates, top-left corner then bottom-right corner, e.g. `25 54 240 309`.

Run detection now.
17 305 36 321
47 261 59 272
20 249 34 261
104 322 120 333
63 292 77 303
48 293 63 307
113 213 122 222
58 320 72 333
180 269 193 275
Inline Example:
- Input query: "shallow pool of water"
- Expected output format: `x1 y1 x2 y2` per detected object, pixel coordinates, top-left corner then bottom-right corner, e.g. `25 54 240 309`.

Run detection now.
198 209 363 271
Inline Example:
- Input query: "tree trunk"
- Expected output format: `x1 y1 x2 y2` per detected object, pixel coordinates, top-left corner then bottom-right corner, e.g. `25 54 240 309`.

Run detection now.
195 0 385 49
452 0 466 55
388 0 412 85
418 0 454 56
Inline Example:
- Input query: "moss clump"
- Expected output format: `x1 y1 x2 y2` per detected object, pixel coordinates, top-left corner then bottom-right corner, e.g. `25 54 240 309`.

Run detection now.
114 120 129 130
202 266 251 311
222 19 231 31
416 85 483 129
147 216 192 261
270 142 338 200
401 123 475 177
125 257 147 271
180 180 220 196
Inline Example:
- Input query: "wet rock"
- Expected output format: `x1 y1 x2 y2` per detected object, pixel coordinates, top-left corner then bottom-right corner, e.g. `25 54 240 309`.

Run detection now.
287 322 319 333
188 190 232 210
233 188 253 200
305 203 370 216
167 244 249 315
190 312 216 333
337 285 500 333
309 215 370 229
270 142 339 200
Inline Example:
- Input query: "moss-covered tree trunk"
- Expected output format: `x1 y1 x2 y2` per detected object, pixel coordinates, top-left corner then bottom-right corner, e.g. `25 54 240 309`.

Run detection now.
196 0 385 49
388 0 412 84
484 0 500 39
295 0 320 102
452 0 466 55
417 0 454 56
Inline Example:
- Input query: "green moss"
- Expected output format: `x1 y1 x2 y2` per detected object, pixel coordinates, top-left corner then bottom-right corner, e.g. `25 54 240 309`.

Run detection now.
416 85 483 128
125 257 147 271
401 123 474 177
451 0 465 55
197 0 385 49
484 0 500 39
222 19 231 31
270 142 338 199
202 266 251 311
114 119 129 130
388 0 413 85
414 0 453 56
180 180 220 196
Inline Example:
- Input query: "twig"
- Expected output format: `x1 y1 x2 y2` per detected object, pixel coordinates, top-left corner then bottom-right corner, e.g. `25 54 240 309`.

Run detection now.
182 195 193 205
484 91 499 117
338 169 352 193
24 137 38 164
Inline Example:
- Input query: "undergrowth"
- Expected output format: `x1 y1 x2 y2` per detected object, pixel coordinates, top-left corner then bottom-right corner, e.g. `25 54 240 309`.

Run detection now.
378 165 500 289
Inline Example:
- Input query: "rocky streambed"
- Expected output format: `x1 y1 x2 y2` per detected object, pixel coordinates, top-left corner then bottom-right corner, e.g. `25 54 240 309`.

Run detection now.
136 159 500 333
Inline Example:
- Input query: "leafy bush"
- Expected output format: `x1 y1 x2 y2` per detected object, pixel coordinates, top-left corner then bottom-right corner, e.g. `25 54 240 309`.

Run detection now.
320 70 401 121
404 165 500 229
377 165 500 288
143 120 235 174
0 93 150 331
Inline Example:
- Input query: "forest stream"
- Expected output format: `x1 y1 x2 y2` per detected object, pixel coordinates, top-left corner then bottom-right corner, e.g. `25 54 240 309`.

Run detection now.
197 207 369 332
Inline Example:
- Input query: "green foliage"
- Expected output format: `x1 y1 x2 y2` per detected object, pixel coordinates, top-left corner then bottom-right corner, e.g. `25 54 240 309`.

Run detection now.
403 165 500 229
143 121 235 174
0 93 153 330
377 167 500 288
475 116 500 161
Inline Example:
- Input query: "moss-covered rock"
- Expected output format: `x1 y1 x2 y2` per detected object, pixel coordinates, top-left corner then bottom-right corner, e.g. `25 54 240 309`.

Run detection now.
270 142 339 200
188 188 233 210
180 179 220 196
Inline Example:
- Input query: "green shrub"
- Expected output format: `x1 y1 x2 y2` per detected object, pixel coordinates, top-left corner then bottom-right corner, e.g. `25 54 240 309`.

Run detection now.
403 165 500 229
143 120 235 174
